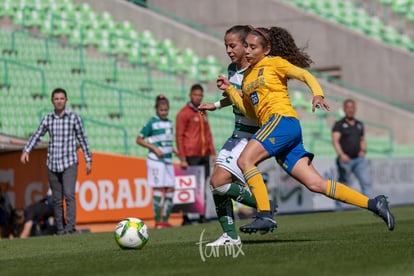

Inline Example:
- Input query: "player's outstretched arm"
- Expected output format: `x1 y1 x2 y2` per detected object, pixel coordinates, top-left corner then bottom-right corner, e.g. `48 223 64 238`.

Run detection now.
199 97 232 111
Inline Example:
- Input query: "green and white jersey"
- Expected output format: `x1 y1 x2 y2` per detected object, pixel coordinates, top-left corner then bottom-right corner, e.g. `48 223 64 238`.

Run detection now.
139 116 174 163
228 63 259 138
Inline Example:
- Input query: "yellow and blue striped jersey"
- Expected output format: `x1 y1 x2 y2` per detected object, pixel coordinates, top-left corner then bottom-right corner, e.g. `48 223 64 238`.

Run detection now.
225 56 324 126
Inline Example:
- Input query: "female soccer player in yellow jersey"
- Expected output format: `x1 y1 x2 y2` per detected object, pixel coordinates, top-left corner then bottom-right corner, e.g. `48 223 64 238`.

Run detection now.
217 26 395 234
200 25 276 246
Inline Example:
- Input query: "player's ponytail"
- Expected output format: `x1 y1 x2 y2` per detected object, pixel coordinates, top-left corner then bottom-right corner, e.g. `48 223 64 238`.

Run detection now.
267 26 313 68
155 95 169 108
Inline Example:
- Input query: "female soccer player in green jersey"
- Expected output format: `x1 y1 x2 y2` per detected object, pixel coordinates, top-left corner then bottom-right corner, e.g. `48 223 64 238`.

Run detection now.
137 95 176 229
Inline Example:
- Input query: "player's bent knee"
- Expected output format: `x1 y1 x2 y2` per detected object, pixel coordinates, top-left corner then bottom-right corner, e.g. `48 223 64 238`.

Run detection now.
236 157 250 172
210 175 221 188
303 178 326 193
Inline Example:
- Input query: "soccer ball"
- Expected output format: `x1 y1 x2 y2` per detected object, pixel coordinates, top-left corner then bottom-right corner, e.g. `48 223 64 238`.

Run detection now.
114 217 149 249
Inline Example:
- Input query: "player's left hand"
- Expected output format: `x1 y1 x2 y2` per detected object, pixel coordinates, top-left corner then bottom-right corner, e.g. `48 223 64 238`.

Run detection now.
312 95 330 112
86 162 92 175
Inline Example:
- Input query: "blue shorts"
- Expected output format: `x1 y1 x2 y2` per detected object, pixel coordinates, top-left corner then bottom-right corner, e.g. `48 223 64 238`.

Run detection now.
252 114 314 174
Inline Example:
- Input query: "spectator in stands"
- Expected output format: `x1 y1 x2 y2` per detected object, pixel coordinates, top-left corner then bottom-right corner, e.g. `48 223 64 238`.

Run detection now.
136 95 176 229
20 88 92 235
176 84 216 225
332 99 372 198
11 191 55 238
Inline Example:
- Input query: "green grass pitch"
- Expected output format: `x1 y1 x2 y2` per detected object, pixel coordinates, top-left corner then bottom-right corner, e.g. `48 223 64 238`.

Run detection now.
1 206 413 276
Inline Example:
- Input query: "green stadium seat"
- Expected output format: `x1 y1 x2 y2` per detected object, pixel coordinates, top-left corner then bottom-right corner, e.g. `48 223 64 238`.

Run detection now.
76 2 92 18
399 34 414 51
156 55 170 71
39 13 53 35
0 1 15 19
21 8 43 28
291 91 309 110
111 36 130 56
53 15 73 37
99 11 114 28
140 29 156 45
119 20 133 37
365 17 385 39
382 25 401 45
13 9 24 26
171 54 188 74
127 41 142 64
83 28 99 47
391 0 410 14
406 3 414 23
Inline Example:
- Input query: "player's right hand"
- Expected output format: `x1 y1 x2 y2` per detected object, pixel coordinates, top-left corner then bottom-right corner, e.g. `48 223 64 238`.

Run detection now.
180 160 188 170
217 74 230 90
20 152 29 164
154 148 164 158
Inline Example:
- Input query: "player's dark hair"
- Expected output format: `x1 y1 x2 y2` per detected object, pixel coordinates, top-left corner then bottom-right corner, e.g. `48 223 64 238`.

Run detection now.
190 83 203 93
249 26 313 68
343 98 355 107
155 94 169 108
51 87 67 99
225 25 250 43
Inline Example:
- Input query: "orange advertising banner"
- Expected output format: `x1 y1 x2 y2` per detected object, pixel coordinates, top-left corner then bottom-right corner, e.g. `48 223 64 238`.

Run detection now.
0 149 49 208
76 152 153 223
0 150 154 224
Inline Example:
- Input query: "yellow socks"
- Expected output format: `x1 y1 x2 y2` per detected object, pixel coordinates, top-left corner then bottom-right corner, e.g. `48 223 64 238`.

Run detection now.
244 167 270 211
326 180 369 208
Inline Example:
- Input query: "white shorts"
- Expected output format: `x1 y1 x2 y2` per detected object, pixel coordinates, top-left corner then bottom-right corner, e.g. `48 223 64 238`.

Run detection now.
146 159 175 188
215 137 249 185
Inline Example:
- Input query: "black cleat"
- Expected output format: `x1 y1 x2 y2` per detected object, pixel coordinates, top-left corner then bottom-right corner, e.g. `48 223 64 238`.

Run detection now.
373 195 395 231
259 200 278 234
240 212 277 234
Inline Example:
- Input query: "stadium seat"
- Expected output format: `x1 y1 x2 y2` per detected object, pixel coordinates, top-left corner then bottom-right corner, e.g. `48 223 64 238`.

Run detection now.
22 8 43 29
53 14 73 38
111 36 131 56
382 25 401 45
0 1 15 19
407 7 414 24
171 54 188 74
291 91 309 110
391 0 410 14
127 40 142 64
83 28 99 47
99 11 114 29
364 17 385 39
